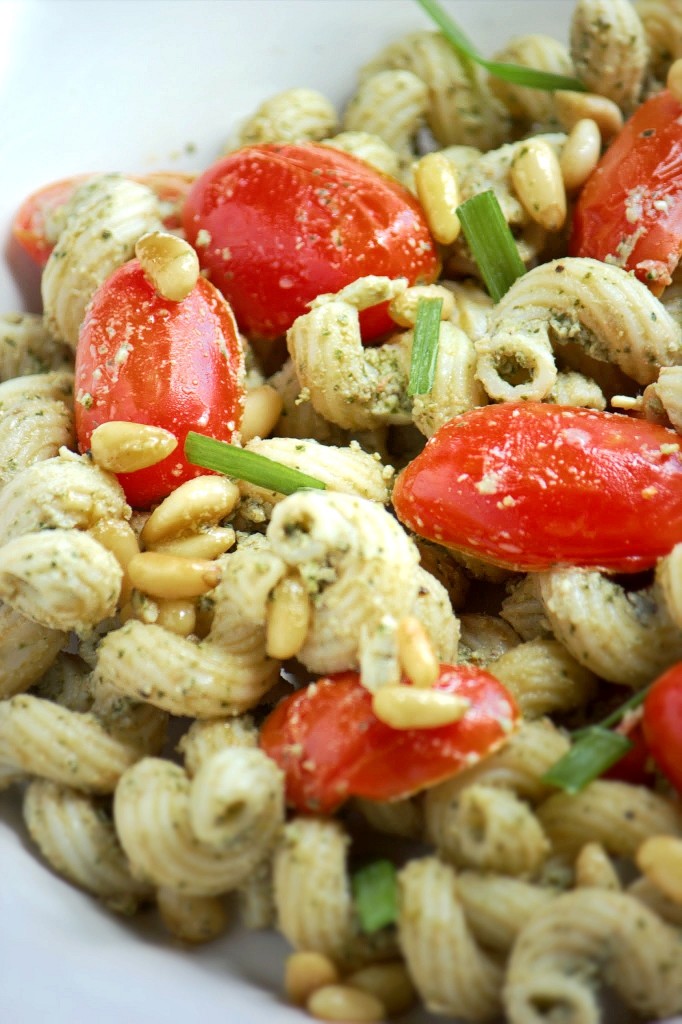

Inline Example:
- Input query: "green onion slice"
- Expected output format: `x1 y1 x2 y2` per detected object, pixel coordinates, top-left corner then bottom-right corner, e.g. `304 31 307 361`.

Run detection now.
408 296 443 396
542 728 633 795
416 0 586 92
351 859 398 934
456 190 526 303
185 432 326 495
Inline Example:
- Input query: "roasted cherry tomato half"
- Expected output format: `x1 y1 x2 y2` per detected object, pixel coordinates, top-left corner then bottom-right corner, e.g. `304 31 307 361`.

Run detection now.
604 716 656 787
643 662 682 795
259 667 518 814
392 403 682 573
75 260 243 508
182 143 440 342
570 89 682 294
12 171 195 267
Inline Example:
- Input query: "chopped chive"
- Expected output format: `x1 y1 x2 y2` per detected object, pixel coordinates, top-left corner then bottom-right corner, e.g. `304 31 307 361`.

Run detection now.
456 190 526 303
416 0 586 92
408 296 443 396
351 859 398 934
541 728 633 795
184 432 326 495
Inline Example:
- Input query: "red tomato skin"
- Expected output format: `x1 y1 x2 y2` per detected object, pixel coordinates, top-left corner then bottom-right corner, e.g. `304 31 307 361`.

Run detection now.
392 403 682 573
182 143 440 341
12 172 194 267
570 90 682 294
604 718 655 786
259 667 518 814
643 663 682 794
75 260 243 508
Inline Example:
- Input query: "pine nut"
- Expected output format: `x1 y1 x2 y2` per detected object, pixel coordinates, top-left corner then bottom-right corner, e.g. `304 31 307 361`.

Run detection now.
127 551 221 599
414 151 461 244
667 58 682 105
345 963 416 1017
574 841 621 891
285 952 339 1006
266 575 311 658
636 836 682 904
559 118 601 192
511 139 566 232
150 526 236 559
554 90 623 143
372 685 470 729
307 984 385 1022
396 615 439 688
89 517 140 604
135 231 200 301
89 421 177 474
240 385 284 443
389 284 455 328
155 598 197 637
141 475 240 546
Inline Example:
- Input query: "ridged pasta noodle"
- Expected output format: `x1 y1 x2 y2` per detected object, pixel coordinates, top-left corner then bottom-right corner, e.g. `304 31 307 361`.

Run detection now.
156 887 228 944
644 364 682 432
574 841 622 890
634 0 682 82
114 751 283 896
397 857 503 1021
0 312 72 380
0 603 65 699
504 888 682 1023
0 371 75 486
23 778 151 914
570 0 649 113
235 88 338 146
488 35 575 126
456 871 557 953
487 638 597 720
321 131 401 179
410 322 487 438
538 567 682 685
476 257 682 402
343 70 428 159
500 575 554 641
41 174 162 348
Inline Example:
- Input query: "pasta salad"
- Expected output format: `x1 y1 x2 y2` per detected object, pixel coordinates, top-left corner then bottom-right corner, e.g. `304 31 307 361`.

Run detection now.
3 1 682 1023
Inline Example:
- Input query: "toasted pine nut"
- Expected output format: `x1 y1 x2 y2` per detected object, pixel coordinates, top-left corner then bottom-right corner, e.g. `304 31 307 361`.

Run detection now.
396 615 439 688
511 139 566 232
574 841 621 891
141 475 240 547
389 284 455 328
668 58 682 105
135 231 200 301
345 963 416 1017
156 888 228 944
266 575 311 658
554 90 623 143
559 118 601 192
150 525 236 560
285 952 339 1006
414 151 461 244
155 598 197 637
240 385 284 443
89 518 140 604
90 421 178 474
307 984 385 1022
636 836 682 904
372 685 470 729
127 551 221 600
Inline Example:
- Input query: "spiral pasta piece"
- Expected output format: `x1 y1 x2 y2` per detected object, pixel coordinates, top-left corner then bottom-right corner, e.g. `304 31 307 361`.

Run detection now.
41 174 162 348
411 322 487 438
504 889 682 1023
343 70 428 159
235 87 337 146
0 603 65 698
456 871 556 953
488 35 575 125
634 0 682 82
570 0 649 113
487 638 597 720
0 313 72 380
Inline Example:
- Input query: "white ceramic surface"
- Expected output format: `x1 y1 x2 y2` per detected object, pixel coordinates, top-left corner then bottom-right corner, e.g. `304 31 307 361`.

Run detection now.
0 3 574 1022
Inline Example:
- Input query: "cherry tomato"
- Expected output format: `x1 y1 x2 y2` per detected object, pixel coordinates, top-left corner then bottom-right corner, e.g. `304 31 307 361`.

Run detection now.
12 171 195 267
643 662 682 794
182 143 440 342
570 89 682 295
259 667 518 814
392 403 682 573
604 716 655 787
75 260 243 508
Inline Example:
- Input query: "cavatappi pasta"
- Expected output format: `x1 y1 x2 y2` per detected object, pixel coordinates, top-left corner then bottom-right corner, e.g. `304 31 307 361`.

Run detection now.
4 2 682 1023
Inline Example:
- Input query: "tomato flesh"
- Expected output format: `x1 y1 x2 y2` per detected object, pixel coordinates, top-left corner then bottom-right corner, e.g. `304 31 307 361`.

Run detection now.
570 89 682 294
643 663 682 795
259 667 518 814
392 403 682 573
182 143 439 342
75 260 243 508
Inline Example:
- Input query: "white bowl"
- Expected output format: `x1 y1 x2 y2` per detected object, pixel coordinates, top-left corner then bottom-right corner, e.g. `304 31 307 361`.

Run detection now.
0 3 573 1022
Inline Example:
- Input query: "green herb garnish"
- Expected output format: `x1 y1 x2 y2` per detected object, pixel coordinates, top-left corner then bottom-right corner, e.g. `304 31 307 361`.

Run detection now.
351 859 398 934
408 296 443 395
185 432 326 495
456 190 526 302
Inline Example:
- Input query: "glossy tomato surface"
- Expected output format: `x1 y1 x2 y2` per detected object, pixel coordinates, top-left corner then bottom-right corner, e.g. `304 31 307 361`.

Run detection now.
182 143 439 341
643 662 682 794
570 89 682 294
260 667 518 814
392 403 682 572
75 260 243 508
